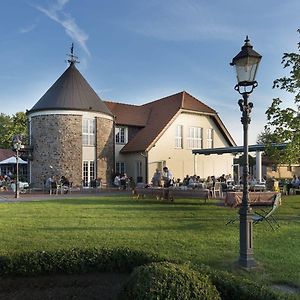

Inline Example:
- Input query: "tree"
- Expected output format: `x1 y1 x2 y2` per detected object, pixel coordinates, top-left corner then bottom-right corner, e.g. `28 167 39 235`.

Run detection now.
0 112 27 148
261 29 300 165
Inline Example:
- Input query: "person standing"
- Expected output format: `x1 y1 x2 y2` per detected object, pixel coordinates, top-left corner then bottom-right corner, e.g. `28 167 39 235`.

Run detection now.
162 166 173 200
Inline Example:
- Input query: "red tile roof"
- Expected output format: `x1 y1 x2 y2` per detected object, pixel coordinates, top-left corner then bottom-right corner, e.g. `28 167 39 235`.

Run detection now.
105 91 235 153
0 149 15 162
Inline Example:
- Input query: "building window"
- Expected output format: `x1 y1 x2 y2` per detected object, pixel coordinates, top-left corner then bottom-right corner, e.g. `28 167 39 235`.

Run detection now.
82 118 95 146
136 161 143 183
83 160 95 187
175 125 183 148
116 127 128 144
187 127 203 149
207 128 214 148
116 162 126 174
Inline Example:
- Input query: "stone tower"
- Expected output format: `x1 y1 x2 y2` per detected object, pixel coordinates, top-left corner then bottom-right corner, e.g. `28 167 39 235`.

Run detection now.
27 55 114 188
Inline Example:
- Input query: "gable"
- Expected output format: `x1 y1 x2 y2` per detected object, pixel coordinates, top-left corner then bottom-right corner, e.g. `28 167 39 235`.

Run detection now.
106 91 235 153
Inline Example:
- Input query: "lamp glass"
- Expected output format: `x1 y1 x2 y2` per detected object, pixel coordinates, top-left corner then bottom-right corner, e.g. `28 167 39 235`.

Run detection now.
234 56 260 85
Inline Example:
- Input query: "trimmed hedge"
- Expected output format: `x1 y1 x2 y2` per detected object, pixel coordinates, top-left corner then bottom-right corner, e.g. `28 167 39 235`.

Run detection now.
193 264 296 300
118 262 221 300
0 248 160 276
0 249 295 300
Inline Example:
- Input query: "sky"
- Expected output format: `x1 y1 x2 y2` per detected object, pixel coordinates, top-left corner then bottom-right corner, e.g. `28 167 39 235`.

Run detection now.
0 0 299 145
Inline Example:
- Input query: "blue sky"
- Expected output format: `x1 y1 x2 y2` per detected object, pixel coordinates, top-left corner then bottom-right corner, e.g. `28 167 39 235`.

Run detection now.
0 0 299 145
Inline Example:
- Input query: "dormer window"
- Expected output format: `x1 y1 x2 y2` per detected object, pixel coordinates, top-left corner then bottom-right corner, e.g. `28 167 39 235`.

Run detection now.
116 127 128 144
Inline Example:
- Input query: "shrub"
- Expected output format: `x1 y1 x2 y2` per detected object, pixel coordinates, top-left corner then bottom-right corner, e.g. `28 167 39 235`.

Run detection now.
0 248 160 276
117 262 221 300
193 264 295 300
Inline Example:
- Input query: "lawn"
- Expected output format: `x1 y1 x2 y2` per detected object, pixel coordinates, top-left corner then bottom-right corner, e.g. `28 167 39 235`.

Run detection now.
0 194 299 288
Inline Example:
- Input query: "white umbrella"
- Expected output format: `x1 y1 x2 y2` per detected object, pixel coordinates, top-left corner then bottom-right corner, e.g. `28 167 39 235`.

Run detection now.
0 156 27 164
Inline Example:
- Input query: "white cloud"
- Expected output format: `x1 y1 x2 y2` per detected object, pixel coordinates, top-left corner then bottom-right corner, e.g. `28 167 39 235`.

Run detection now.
33 0 90 56
19 23 37 34
124 0 240 41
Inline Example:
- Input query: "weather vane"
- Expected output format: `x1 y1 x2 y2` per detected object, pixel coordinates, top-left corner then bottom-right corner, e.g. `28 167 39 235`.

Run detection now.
67 43 80 65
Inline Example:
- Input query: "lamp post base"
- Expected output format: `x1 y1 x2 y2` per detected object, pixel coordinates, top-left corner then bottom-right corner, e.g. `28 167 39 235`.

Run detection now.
239 208 256 268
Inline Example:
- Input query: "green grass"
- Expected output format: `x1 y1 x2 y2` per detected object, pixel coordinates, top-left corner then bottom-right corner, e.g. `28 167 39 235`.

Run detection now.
0 195 299 288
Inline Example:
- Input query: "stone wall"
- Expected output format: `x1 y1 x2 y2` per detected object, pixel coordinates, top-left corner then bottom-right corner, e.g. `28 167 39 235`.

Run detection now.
30 114 82 188
96 117 114 185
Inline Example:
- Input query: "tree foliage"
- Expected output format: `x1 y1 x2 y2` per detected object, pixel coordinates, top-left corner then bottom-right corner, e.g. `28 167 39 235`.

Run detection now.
0 112 27 149
261 29 300 164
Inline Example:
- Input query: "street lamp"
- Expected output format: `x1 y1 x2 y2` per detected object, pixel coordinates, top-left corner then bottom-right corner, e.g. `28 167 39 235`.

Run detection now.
13 136 23 199
230 36 262 268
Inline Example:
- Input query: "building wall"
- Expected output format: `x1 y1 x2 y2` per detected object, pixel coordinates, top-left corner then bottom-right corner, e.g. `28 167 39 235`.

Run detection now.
147 111 234 182
96 117 115 184
29 114 82 187
29 111 115 188
263 164 300 179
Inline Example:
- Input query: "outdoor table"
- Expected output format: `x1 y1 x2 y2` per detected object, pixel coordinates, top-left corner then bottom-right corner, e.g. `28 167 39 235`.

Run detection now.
135 187 210 202
225 191 280 208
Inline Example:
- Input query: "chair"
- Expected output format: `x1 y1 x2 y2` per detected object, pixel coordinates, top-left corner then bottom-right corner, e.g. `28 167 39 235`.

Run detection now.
252 193 281 230
212 182 223 198
226 193 281 230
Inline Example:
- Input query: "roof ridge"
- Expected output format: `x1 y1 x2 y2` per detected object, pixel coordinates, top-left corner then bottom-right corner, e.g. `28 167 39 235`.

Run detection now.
183 91 216 113
104 100 140 107
142 91 184 106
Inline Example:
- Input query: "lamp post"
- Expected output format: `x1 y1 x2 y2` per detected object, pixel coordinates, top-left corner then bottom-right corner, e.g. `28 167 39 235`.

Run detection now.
13 136 23 199
230 36 262 268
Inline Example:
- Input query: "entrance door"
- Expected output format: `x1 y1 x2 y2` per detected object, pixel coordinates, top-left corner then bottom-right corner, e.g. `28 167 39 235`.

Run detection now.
83 161 95 187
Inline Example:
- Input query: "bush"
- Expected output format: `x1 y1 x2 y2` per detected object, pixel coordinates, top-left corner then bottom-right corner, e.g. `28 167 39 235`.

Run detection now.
0 248 160 276
118 262 221 300
193 264 295 300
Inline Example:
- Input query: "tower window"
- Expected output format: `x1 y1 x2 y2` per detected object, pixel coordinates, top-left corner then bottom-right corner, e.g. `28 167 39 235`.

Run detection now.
82 118 95 146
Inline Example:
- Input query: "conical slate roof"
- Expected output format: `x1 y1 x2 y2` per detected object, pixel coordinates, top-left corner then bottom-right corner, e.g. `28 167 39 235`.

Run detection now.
28 63 112 115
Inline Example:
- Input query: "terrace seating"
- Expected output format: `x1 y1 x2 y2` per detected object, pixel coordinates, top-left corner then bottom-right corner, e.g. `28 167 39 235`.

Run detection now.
135 186 210 203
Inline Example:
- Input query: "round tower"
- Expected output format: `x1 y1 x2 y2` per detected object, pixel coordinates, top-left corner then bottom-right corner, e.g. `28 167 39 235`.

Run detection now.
27 50 114 188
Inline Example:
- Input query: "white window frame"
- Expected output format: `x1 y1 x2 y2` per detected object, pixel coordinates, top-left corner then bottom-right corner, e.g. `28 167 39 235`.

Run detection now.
207 128 214 148
82 160 95 187
175 125 183 149
116 161 126 174
115 127 128 144
187 127 203 149
82 118 95 146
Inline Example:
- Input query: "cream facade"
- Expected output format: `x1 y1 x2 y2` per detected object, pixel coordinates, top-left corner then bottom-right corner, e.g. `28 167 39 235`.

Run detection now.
114 109 235 183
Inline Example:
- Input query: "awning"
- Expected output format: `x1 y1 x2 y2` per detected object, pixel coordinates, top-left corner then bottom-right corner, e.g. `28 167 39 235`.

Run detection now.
0 156 28 164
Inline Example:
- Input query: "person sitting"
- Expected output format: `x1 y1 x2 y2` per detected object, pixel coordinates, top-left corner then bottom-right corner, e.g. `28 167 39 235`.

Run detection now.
60 175 70 193
183 175 190 186
120 173 128 190
152 169 162 187
287 175 300 195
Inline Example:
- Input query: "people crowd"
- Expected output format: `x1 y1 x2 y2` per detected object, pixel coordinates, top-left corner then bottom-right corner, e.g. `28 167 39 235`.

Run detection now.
1 166 299 196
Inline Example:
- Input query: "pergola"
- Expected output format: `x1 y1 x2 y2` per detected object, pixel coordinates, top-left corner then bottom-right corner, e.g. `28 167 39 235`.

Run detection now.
192 143 288 182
